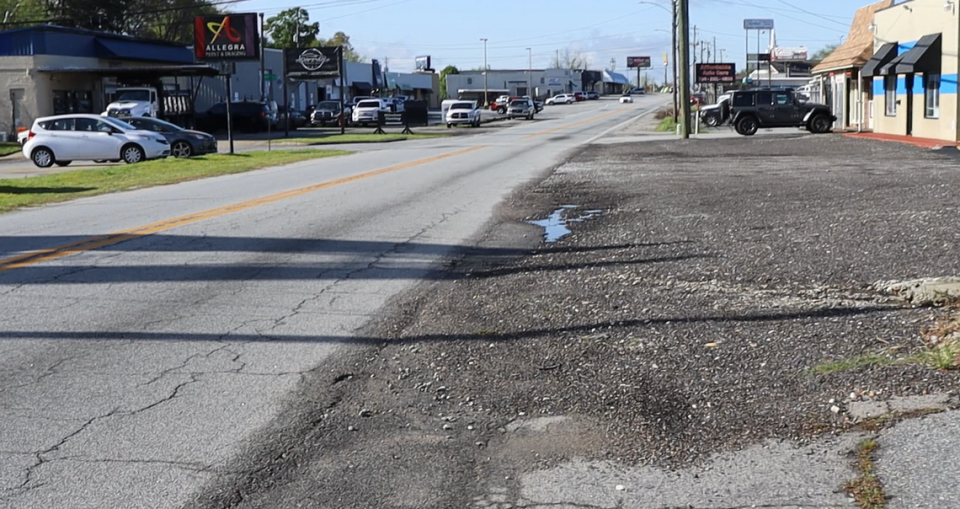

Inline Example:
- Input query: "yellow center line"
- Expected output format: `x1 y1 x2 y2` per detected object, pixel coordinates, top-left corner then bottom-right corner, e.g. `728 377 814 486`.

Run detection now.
0 145 487 274
523 108 627 139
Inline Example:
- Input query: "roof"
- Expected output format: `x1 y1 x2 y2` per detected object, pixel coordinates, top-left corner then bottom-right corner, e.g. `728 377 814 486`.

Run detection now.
36 65 220 78
812 0 893 73
0 24 193 63
603 70 631 85
895 33 941 74
862 42 897 77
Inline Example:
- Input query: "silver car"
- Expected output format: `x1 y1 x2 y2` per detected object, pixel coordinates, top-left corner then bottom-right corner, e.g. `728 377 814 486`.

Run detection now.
508 99 536 120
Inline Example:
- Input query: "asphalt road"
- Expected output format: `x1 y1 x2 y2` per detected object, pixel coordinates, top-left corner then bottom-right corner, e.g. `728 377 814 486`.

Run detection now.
0 94 669 508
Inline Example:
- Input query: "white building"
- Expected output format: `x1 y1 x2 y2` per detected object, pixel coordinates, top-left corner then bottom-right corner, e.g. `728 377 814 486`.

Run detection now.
445 69 585 100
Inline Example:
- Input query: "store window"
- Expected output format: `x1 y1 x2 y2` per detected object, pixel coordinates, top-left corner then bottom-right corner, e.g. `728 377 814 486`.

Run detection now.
925 74 940 119
53 90 94 115
884 76 896 116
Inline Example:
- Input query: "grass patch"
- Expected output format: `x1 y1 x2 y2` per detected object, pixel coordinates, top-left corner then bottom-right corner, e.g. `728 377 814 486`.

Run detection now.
280 133 450 145
811 354 896 375
655 116 678 132
0 142 21 157
845 439 886 509
0 149 349 213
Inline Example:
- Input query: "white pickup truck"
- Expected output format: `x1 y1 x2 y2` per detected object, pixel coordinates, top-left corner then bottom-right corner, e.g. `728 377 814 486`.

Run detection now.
103 87 193 125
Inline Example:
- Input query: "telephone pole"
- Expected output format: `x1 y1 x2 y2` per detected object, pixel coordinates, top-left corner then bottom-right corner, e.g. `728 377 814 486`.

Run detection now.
677 0 691 138
480 38 488 106
671 0 678 121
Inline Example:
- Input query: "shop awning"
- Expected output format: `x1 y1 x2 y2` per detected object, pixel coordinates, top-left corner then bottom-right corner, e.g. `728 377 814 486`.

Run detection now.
861 42 897 77
879 52 906 76
352 81 372 91
37 65 220 78
95 38 194 64
895 33 941 75
399 84 414 92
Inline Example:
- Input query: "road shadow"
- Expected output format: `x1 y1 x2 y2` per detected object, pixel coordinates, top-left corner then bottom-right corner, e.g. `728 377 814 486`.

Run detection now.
0 185 97 194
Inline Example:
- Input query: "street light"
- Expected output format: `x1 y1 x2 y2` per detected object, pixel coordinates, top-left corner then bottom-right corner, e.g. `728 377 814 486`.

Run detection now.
480 38 488 106
526 47 532 96
644 1 679 120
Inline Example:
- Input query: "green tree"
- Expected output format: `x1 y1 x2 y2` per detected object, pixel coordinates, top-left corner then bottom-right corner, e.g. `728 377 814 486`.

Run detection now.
439 64 459 98
265 7 318 48
811 43 839 62
315 31 364 62
1 0 46 27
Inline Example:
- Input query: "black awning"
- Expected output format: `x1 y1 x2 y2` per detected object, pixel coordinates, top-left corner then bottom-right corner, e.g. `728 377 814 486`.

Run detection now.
879 52 906 76
895 33 942 75
862 42 897 77
37 65 220 78
352 81 372 91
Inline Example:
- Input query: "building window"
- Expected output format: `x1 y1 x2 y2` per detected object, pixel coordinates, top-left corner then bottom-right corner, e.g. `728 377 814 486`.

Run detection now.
540 77 545 84
467 77 473 85
884 75 897 116
925 73 940 119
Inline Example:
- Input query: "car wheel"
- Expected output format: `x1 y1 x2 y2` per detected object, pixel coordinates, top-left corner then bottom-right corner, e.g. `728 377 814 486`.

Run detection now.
447 123 452 128
171 141 193 158
121 144 145 164
809 114 832 134
54 161 71 167
498 107 506 114
735 116 759 136
31 147 55 168
703 115 720 127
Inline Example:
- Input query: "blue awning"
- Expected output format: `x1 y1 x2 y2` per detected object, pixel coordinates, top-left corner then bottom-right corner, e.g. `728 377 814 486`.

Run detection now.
95 38 193 64
602 70 631 85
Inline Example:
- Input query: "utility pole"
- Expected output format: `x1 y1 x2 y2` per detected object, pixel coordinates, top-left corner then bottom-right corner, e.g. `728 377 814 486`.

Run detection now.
527 47 532 96
481 38 488 106
259 13 265 102
713 37 717 63
671 0 679 121
678 0 691 138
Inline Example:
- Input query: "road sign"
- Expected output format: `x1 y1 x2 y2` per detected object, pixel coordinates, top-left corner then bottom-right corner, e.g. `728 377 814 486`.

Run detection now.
696 63 736 84
626 56 652 69
747 53 772 62
264 72 277 81
743 18 774 30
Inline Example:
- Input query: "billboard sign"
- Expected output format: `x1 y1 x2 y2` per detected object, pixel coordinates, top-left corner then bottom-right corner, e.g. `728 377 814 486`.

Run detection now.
696 63 736 83
284 47 341 79
415 55 432 71
626 56 651 68
743 18 775 30
194 13 260 61
772 47 808 61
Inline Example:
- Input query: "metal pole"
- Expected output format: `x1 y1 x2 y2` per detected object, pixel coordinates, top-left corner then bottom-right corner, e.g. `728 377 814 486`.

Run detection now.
527 47 532 96
678 0 691 138
481 38 488 106
745 29 749 84
338 47 346 135
259 13 265 102
671 0 678 120
225 69 234 154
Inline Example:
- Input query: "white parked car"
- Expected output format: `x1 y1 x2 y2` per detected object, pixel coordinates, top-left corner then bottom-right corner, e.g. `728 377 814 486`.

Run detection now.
445 101 481 128
619 95 634 104
22 114 170 168
546 94 575 105
351 99 389 126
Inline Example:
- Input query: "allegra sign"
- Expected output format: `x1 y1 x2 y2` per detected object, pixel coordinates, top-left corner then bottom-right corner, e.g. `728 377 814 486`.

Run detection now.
194 13 260 61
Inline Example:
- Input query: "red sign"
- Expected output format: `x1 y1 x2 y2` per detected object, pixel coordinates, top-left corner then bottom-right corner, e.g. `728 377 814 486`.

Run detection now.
627 56 652 68
194 13 260 61
695 63 737 84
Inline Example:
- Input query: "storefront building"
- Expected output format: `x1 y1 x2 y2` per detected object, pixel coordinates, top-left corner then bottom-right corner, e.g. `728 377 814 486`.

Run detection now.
863 0 958 141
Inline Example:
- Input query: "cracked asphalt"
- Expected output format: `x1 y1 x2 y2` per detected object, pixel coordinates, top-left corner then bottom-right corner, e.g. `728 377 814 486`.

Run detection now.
0 96 665 508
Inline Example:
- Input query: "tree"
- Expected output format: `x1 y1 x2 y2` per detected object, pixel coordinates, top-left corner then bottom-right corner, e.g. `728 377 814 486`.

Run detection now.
315 31 364 62
439 64 459 98
265 7 318 48
1 0 46 27
550 48 591 70
811 43 839 62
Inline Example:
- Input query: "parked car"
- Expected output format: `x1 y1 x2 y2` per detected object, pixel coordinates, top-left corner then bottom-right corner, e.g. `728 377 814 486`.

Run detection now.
691 92 706 106
277 106 307 129
699 93 732 127
585 90 600 100
387 97 406 113
507 98 536 120
445 101 482 128
522 96 544 113
196 101 273 133
492 95 511 113
22 114 169 167
124 116 217 158
351 99 389 126
619 95 634 104
546 94 575 105
311 100 350 127
729 89 835 136
573 92 585 102
351 96 375 107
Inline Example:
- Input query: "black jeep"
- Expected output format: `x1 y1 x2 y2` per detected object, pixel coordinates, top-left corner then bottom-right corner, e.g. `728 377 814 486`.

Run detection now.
728 89 835 136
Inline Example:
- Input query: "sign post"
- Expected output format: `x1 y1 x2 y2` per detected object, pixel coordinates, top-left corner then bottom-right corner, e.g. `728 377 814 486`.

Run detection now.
627 56 651 91
742 19 774 88
283 46 344 133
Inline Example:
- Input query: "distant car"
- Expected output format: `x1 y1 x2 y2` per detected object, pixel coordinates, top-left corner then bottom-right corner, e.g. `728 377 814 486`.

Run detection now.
22 114 169 167
573 92 585 102
619 95 634 104
445 100 481 128
546 94 575 105
699 93 732 127
17 129 29 146
351 99 389 126
585 91 600 100
507 98 536 120
124 117 217 158
196 101 273 133
387 97 406 113
311 100 349 127
278 106 307 129
521 96 544 113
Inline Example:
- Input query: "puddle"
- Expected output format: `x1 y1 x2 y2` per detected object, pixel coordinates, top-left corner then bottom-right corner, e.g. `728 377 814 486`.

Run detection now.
527 205 603 243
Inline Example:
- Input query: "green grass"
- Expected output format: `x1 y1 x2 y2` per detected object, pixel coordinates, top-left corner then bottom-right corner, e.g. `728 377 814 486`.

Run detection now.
0 149 349 213
0 142 21 157
655 116 678 132
845 439 886 509
810 354 896 374
280 133 450 145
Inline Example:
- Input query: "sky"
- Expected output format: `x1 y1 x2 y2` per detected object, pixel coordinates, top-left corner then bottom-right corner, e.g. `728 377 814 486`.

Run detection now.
231 0 869 77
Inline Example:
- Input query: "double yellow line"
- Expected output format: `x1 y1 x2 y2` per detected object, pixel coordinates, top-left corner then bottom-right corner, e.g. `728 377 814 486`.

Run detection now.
524 108 626 139
0 145 486 274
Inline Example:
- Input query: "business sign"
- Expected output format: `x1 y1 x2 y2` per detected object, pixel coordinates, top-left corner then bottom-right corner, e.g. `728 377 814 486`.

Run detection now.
743 18 774 30
696 63 736 83
626 56 651 68
194 13 260 61
284 47 341 79
663 52 669 66
548 77 561 85
415 55 432 71
772 47 808 61
748 53 772 62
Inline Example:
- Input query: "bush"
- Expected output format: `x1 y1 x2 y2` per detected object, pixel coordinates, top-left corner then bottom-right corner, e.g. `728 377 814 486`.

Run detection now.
653 107 674 120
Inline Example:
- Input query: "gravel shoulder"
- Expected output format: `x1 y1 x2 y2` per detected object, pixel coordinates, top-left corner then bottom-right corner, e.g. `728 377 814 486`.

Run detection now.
187 133 960 509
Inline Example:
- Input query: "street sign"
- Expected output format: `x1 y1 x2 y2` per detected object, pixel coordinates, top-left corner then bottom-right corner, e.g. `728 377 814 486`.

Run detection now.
696 63 736 84
264 72 277 81
743 18 775 30
626 56 652 69
284 47 342 79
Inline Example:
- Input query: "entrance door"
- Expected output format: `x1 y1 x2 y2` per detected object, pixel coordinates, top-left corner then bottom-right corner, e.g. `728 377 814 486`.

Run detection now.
9 89 25 134
905 74 914 136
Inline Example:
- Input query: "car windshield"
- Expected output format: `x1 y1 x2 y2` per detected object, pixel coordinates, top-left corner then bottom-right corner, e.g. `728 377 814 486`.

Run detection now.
510 100 527 106
137 118 183 132
100 116 136 131
451 103 474 110
318 101 340 110
116 90 151 102
357 100 381 108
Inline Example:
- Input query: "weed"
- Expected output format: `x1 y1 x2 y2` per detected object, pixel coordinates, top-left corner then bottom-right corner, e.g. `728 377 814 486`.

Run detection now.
655 116 678 132
845 439 886 509
810 354 895 375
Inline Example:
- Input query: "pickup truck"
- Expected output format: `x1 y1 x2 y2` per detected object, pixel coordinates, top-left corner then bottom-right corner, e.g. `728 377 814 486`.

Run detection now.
446 100 481 128
103 86 193 126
